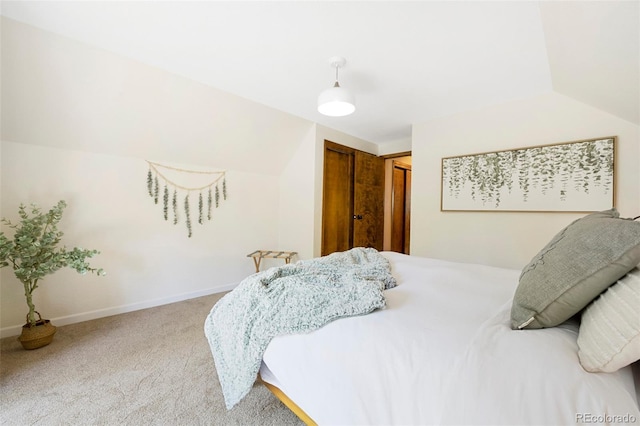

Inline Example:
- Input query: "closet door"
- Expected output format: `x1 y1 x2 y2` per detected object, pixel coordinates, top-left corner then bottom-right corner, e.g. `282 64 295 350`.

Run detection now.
321 141 383 256
353 151 384 250
322 142 355 255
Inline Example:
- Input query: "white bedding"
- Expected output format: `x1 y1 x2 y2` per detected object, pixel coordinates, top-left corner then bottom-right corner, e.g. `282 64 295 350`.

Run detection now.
260 252 640 425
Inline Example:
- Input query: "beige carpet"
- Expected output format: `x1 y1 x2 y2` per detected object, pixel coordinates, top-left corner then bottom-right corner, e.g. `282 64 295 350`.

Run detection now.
0 293 304 426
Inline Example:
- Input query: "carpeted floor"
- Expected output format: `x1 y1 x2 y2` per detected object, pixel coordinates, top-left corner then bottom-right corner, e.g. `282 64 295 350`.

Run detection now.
0 292 304 426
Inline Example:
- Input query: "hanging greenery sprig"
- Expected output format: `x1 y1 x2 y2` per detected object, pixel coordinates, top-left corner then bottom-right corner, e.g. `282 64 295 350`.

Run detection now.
145 161 227 238
172 189 178 225
147 170 154 197
153 175 159 204
184 194 192 238
207 187 213 221
163 185 169 221
223 178 227 200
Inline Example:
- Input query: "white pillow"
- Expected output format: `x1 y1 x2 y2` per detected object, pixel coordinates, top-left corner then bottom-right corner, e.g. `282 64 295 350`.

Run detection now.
577 267 640 373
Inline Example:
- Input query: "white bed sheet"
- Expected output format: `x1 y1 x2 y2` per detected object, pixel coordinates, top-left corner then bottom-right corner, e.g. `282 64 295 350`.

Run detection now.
261 252 640 425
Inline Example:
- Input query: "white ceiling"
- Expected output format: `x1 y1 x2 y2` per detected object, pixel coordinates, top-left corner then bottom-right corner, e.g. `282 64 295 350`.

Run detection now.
2 1 638 146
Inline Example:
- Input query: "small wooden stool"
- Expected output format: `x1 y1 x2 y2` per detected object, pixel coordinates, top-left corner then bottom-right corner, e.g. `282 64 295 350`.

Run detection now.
247 250 297 272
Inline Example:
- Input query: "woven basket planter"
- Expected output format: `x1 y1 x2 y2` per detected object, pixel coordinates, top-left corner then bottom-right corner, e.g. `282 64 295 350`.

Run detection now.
18 312 57 350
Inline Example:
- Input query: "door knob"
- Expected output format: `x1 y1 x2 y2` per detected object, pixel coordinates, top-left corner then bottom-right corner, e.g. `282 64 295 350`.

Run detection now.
353 214 363 220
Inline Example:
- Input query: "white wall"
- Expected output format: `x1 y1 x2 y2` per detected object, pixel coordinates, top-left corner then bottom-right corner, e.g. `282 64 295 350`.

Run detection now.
0 18 315 336
378 138 412 156
411 92 639 270
0 17 313 177
0 141 282 336
0 17 384 336
278 125 317 261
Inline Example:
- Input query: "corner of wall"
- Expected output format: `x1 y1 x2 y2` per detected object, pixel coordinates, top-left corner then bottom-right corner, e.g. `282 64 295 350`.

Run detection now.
278 124 317 260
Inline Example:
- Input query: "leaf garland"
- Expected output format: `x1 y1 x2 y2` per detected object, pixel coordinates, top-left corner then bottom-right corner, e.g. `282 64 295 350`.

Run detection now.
146 161 228 238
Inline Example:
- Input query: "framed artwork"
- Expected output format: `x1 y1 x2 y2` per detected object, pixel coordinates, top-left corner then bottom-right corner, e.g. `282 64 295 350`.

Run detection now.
441 137 616 212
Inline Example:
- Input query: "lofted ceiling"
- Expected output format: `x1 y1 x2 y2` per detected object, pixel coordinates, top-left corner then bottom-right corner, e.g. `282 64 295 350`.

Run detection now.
1 1 638 146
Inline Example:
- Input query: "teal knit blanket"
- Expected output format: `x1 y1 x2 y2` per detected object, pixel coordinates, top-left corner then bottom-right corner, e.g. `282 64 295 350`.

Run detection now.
204 247 396 409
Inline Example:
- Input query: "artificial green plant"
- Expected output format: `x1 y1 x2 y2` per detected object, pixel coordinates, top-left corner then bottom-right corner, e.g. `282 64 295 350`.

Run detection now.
0 200 104 327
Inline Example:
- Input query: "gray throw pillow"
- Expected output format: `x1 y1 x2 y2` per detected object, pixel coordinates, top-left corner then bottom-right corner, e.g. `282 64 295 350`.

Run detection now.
511 209 640 330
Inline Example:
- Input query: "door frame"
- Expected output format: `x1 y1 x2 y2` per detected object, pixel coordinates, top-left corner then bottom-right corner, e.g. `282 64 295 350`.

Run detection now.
382 152 412 252
390 159 411 254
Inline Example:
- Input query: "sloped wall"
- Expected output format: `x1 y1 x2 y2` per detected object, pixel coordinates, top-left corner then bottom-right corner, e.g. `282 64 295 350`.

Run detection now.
0 17 313 176
0 18 313 336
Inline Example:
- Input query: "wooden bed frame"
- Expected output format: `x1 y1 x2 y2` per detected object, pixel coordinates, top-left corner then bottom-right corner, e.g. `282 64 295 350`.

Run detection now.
258 375 316 426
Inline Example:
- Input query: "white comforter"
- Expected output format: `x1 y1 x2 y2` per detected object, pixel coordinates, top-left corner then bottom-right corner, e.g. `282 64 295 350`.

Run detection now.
261 252 640 425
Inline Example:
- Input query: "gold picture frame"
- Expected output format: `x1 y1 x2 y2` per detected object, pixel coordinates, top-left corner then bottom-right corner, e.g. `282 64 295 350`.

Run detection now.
441 137 616 212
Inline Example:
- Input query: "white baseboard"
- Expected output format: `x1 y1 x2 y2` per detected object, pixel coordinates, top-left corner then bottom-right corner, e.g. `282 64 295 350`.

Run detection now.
0 283 237 339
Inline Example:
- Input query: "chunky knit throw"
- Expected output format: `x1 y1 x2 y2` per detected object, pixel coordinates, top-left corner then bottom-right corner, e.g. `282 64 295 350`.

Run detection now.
204 247 395 409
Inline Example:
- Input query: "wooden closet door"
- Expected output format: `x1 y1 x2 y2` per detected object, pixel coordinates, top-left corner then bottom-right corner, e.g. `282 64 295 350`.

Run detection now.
353 151 384 250
322 143 354 256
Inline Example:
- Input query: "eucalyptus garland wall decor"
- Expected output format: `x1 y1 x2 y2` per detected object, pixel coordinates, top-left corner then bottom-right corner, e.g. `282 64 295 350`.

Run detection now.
441 137 615 212
146 161 227 237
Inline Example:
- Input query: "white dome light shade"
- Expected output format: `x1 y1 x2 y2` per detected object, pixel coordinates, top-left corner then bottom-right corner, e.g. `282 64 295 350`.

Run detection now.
317 56 355 117
317 83 356 116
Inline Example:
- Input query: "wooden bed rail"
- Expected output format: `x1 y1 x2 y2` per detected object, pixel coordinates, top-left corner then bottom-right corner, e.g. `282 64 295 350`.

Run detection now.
258 375 317 426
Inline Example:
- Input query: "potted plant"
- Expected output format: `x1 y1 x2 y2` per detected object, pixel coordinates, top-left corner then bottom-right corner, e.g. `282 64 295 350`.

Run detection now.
0 200 104 349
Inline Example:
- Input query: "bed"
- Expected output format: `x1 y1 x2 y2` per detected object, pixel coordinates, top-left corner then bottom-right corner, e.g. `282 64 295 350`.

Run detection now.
206 209 640 425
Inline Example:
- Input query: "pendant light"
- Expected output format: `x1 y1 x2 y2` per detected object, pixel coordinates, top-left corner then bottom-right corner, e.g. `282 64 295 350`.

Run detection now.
317 56 356 117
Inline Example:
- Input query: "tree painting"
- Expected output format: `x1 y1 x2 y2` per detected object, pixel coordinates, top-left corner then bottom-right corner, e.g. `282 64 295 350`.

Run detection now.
441 138 615 211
